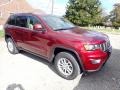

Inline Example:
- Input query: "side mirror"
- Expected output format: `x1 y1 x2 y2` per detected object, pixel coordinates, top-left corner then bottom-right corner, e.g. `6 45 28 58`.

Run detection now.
33 24 43 31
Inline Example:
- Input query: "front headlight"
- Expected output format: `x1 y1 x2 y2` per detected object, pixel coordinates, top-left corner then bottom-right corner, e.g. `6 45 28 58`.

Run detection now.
84 44 99 51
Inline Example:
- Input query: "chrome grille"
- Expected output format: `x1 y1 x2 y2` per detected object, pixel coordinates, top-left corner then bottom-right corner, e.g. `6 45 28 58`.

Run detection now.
99 41 110 51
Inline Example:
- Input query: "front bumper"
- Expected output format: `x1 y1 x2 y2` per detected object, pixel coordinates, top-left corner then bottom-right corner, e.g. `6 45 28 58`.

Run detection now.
80 46 112 72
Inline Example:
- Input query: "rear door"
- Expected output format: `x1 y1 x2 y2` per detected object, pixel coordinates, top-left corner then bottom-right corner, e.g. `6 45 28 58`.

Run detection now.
14 16 28 47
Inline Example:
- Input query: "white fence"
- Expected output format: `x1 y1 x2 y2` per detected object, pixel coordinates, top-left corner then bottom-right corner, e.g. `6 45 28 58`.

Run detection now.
87 26 120 30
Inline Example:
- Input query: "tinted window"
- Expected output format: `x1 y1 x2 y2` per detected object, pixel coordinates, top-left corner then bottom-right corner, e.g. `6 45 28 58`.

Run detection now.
16 16 27 27
29 16 40 25
7 15 16 25
27 16 41 29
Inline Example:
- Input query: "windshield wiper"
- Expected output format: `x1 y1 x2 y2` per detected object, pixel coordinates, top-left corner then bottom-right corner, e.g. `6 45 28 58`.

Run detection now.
54 27 76 31
55 28 68 31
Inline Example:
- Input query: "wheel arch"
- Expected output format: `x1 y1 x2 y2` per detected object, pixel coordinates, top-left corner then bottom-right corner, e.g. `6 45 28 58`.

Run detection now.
51 46 85 72
5 34 12 41
5 34 18 48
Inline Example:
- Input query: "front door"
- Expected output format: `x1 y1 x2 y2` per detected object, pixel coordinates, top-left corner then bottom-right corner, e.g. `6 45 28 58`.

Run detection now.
22 16 49 58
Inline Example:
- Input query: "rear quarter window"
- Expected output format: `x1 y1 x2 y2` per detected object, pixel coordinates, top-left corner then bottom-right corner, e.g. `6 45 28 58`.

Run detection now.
7 15 16 25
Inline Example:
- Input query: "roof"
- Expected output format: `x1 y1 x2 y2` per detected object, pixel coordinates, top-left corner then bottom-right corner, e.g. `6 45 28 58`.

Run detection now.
10 12 47 17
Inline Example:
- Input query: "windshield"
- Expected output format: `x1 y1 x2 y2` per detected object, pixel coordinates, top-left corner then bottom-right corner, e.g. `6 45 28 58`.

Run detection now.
42 15 76 31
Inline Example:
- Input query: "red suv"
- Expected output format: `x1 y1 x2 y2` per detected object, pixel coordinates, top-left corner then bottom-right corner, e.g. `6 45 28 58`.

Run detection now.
4 13 112 80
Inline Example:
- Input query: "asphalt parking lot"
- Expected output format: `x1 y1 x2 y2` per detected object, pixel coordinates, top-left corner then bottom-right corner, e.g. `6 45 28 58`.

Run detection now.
0 34 120 90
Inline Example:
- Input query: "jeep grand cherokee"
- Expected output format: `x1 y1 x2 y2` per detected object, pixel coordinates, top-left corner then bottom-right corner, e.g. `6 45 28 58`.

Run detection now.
4 13 112 80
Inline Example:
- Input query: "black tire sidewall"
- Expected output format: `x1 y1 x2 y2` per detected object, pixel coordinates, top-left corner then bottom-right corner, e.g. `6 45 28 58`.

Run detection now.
54 52 80 80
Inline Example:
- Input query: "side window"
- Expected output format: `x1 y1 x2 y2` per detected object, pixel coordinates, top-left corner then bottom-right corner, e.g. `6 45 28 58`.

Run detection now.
16 16 27 28
27 16 41 29
7 15 16 25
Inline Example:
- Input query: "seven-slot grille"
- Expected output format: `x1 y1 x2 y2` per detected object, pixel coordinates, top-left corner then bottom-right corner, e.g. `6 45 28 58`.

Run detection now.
99 41 110 51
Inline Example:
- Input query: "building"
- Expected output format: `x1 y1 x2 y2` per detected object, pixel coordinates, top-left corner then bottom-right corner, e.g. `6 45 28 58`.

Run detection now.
0 0 43 25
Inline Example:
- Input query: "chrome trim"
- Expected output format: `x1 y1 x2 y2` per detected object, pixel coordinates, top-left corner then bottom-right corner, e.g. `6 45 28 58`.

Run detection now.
100 40 110 51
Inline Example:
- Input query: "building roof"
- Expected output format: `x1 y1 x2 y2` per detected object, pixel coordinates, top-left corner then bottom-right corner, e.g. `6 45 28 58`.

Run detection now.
0 0 44 24
0 0 11 6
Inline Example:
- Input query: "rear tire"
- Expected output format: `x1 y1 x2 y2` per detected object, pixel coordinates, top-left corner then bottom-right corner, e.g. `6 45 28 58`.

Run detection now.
7 38 19 54
54 52 81 80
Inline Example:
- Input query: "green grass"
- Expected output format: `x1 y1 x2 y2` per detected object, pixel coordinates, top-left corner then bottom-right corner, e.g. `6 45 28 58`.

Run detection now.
0 30 4 38
82 27 120 35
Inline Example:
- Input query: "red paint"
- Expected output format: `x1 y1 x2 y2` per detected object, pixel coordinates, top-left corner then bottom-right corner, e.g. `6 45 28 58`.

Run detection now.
4 13 112 72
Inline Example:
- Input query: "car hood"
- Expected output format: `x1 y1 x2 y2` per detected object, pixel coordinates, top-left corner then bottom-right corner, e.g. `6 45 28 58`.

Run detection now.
56 27 109 44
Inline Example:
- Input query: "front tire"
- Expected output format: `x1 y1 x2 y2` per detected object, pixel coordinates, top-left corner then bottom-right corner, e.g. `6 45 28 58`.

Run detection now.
54 52 81 80
7 38 19 54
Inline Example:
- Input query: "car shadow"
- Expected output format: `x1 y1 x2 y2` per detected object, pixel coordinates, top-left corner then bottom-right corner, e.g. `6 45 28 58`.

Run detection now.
19 48 120 90
74 48 120 90
20 51 57 75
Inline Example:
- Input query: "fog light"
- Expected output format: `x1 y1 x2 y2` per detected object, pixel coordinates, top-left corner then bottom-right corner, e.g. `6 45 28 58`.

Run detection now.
90 59 101 64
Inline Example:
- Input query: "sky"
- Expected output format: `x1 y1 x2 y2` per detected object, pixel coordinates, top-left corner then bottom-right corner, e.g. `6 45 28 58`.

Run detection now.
26 0 120 16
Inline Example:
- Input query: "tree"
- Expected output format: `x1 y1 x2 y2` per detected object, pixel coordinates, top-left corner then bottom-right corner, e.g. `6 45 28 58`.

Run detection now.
65 0 102 26
110 3 120 28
